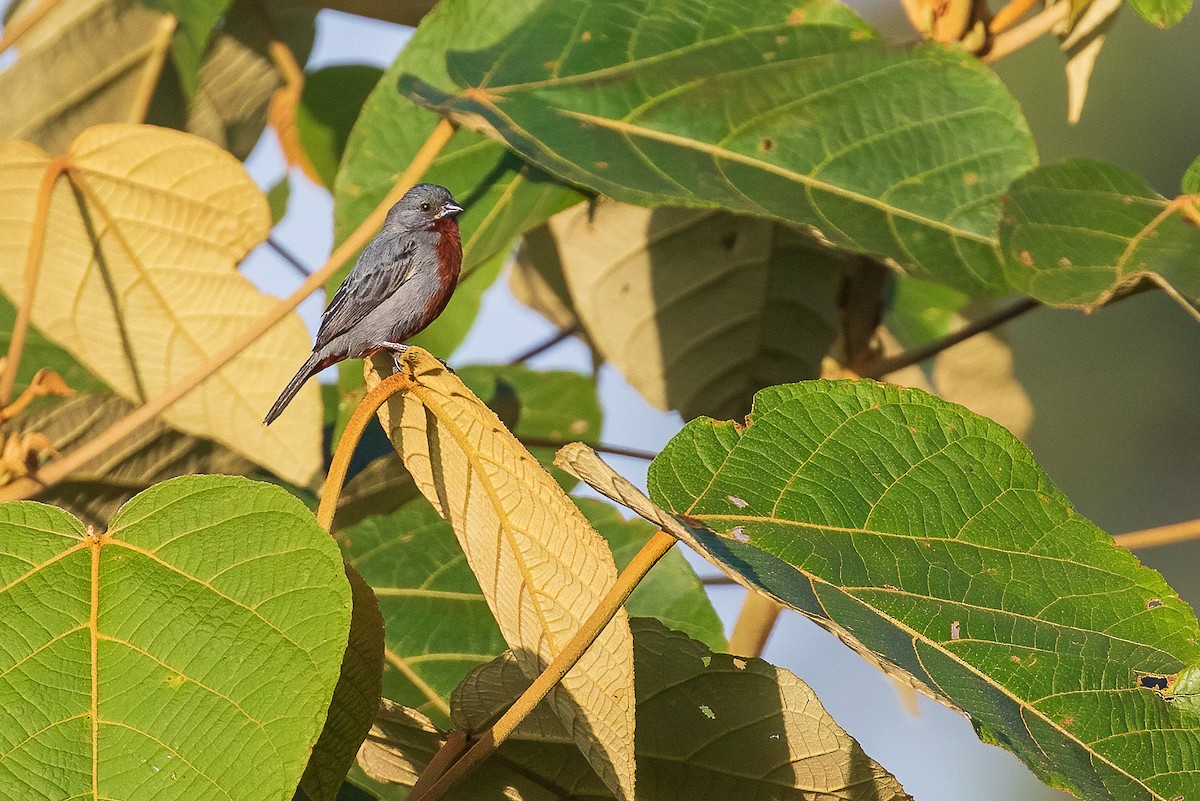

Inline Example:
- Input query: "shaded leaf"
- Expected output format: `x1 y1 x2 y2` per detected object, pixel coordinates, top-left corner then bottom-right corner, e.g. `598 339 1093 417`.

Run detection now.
0 293 106 397
295 65 384 190
3 392 254 528
511 224 581 332
337 493 719 727
300 565 385 801
0 124 322 485
332 453 421 532
268 176 292 225
294 0 437 25
0 475 352 801
1182 155 1200 195
402 0 1037 296
519 200 844 421
0 0 174 154
364 348 635 799
648 380 1200 800
1001 159 1200 317
137 0 234 97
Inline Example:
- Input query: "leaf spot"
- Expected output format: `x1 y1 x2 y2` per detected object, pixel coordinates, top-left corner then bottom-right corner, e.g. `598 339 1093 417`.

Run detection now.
950 621 961 640
699 704 715 719
570 419 588 434
580 30 591 41
1147 598 1164 609
1058 257 1072 267
787 8 806 24
1062 717 1074 726
727 495 749 508
733 658 747 670
759 137 775 153
594 161 609 169
165 674 186 690
963 172 979 186
731 525 749 542
1018 250 1034 266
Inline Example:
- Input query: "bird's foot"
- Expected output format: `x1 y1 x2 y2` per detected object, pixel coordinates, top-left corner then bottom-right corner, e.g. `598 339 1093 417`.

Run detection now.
377 342 409 374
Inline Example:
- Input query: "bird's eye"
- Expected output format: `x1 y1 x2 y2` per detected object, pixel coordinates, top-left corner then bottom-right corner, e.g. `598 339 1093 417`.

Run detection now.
419 201 430 212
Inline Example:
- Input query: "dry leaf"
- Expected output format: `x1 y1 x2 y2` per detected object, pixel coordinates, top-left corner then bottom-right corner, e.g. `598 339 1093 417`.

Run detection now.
0 367 76 422
364 348 635 801
1059 0 1121 124
0 430 56 482
0 124 321 485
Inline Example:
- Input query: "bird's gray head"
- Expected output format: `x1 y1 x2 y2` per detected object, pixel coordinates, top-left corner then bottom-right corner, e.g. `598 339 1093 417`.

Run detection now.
384 183 464 232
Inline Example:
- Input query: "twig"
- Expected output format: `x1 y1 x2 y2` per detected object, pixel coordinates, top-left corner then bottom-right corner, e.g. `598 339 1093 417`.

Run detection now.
0 0 62 53
0 157 68 407
518 437 657 462
267 236 313 277
983 3 1070 63
507 326 579 365
701 575 738 586
0 118 459 503
1113 518 1200 550
408 530 678 801
988 0 1041 33
727 592 783 658
860 297 1040 379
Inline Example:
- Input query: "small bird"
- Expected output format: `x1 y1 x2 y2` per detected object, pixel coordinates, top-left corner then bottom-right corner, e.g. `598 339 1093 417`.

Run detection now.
264 183 464 425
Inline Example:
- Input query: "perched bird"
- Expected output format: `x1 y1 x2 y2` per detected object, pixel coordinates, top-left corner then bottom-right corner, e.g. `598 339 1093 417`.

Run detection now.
264 183 464 425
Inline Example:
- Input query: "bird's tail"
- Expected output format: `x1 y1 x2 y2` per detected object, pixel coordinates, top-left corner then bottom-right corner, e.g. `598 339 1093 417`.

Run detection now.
264 353 323 426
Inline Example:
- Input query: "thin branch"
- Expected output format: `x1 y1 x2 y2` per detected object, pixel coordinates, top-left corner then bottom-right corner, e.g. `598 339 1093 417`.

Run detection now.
0 157 68 407
861 297 1040 379
507 326 579 365
701 575 738 586
983 3 1069 63
1113 518 1200 550
988 0 1041 33
727 592 783 658
0 118 459 503
267 236 313 277
518 437 657 462
408 530 679 801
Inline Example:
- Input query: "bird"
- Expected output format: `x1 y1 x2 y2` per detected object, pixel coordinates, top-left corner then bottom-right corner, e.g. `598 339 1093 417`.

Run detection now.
264 183 464 425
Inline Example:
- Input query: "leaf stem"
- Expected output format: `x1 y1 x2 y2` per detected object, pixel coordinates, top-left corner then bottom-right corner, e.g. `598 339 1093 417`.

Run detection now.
0 118 459 503
1113 518 1200 550
316 370 413 531
861 296 1040 379
408 529 678 801
727 591 783 657
983 3 1069 63
0 157 68 407
507 325 579 365
517 437 657 462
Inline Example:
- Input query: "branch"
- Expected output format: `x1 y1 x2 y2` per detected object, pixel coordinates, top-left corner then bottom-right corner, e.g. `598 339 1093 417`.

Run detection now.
267 236 313 277
860 296 1040 379
517 437 658 462
983 3 1070 63
0 157 68 406
1113 518 1200 550
507 326 579 365
408 529 679 801
0 118 458 503
727 592 783 658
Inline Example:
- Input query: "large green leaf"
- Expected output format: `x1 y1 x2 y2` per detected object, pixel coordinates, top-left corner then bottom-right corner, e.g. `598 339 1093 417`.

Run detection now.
0 475 352 801
647 380 1200 800
338 498 722 728
1126 0 1192 27
401 0 1037 296
1001 159 1200 317
136 0 233 96
295 65 384 190
357 620 909 801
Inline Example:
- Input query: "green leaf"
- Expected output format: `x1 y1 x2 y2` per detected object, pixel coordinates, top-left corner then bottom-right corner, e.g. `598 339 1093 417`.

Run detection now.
0 475 352 801
4 393 254 529
1182 155 1200 195
455 364 603 490
296 65 384 190
337 497 721 726
357 620 910 800
267 176 291 225
137 0 234 97
648 380 1200 801
402 0 1037 296
1127 0 1192 27
1001 159 1200 316
0 295 106 396
885 274 970 349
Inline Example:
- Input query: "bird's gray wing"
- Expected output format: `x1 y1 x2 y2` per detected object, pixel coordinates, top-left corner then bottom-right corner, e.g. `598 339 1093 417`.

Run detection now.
314 236 417 350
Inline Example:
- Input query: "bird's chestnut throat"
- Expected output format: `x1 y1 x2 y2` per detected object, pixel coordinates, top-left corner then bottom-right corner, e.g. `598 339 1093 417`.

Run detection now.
421 216 462 321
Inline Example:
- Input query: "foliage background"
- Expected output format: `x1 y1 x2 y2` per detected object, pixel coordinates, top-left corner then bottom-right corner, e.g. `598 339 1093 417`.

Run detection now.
214 5 1200 800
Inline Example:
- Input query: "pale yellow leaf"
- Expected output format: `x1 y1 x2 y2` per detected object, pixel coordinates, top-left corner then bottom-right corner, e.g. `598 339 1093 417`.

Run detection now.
525 201 842 421
1059 0 1121 124
364 348 635 800
0 124 321 485
511 223 581 332
356 699 444 789
0 0 173 153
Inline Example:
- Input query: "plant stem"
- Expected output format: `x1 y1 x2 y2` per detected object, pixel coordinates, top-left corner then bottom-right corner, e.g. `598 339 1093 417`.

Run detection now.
0 118 458 503
0 157 68 407
861 296 1040 379
988 0 1041 33
507 325 579 365
408 529 678 801
267 236 313 277
727 592 783 657
316 371 412 531
1113 518 1200 550
518 437 657 462
983 3 1069 63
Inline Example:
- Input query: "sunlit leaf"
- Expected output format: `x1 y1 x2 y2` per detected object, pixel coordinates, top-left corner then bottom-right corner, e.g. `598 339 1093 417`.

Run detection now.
648 380 1200 800
1001 159 1200 318
0 124 322 485
0 475 352 801
295 65 384 190
364 348 635 799
402 0 1037 296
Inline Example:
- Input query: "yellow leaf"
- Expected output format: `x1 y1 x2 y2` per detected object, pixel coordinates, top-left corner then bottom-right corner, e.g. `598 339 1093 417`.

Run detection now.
0 124 321 486
0 0 174 153
364 348 635 801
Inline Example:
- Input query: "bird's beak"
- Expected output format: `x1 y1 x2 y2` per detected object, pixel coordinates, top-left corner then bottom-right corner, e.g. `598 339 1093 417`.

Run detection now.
437 203 464 219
